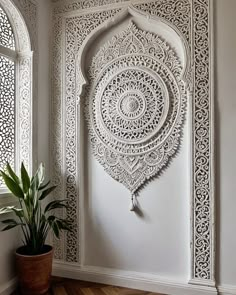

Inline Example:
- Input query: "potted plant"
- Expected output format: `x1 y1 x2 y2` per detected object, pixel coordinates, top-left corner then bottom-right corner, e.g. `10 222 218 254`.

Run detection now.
0 162 71 295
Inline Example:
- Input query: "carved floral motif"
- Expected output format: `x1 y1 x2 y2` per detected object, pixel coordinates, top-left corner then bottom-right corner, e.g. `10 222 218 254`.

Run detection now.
85 22 186 196
51 0 214 285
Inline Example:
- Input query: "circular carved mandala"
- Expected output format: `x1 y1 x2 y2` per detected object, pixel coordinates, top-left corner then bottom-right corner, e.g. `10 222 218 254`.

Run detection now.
85 22 186 194
94 67 169 145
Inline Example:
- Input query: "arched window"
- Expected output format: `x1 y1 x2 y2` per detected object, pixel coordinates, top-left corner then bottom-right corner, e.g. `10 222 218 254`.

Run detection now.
0 6 16 188
0 1 34 195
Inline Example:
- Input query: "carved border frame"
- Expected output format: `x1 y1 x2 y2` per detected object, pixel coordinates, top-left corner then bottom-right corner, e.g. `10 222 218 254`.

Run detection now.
51 0 215 289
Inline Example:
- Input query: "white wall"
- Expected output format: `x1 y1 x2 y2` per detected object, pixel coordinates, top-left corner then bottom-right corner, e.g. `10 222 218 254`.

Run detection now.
83 109 190 281
0 222 19 289
37 0 51 169
216 0 236 287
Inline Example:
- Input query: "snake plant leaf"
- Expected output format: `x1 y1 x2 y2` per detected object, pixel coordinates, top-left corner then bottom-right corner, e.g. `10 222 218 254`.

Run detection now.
39 185 57 200
6 162 20 184
21 162 30 194
0 171 24 199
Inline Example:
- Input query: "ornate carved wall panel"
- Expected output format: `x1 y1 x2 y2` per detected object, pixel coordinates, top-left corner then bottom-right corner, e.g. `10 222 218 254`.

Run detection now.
83 19 187 209
51 0 215 290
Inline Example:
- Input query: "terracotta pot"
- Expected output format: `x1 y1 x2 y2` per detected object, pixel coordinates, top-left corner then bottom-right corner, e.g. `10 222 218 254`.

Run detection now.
15 245 53 295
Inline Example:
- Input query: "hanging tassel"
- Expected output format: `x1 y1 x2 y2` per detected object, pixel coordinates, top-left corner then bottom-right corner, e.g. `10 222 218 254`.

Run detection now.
129 194 136 212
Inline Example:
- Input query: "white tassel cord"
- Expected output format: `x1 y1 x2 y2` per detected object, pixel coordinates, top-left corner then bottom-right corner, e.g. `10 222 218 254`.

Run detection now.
129 194 136 211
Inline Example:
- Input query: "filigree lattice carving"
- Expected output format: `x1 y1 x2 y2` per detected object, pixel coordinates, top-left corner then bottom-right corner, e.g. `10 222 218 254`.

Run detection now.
16 0 38 51
192 0 212 281
0 6 15 49
0 55 15 185
135 0 191 43
51 14 65 261
54 0 128 14
85 22 186 200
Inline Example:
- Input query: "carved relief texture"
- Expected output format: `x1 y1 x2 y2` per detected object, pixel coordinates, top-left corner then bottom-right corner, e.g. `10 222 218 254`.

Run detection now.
51 14 65 261
0 55 15 186
54 0 129 14
85 22 186 195
16 0 38 51
62 9 121 262
0 6 15 49
193 0 211 280
52 0 214 285
135 0 191 43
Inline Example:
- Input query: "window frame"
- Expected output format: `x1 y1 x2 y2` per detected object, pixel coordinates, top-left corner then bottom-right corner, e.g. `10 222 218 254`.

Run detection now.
0 0 36 206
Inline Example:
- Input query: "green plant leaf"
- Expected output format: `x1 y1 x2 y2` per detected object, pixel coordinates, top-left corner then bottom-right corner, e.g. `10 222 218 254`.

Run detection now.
56 219 72 232
0 206 23 218
35 163 45 188
6 162 20 184
0 207 12 214
2 224 19 231
0 171 24 199
2 218 18 224
21 162 30 194
44 200 68 213
39 185 57 200
39 180 50 191
51 221 59 238
0 162 70 253
1 218 25 231
11 207 24 218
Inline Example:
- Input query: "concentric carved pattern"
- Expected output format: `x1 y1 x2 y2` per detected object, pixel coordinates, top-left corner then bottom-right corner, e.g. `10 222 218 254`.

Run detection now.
193 0 212 280
52 0 214 284
0 55 15 186
86 22 186 194
0 6 15 49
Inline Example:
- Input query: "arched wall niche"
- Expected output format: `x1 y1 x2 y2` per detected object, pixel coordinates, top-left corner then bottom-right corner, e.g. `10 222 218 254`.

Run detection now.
76 5 191 209
76 5 191 98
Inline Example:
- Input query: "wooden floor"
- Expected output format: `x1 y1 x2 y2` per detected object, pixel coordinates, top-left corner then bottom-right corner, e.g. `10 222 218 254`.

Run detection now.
12 277 165 295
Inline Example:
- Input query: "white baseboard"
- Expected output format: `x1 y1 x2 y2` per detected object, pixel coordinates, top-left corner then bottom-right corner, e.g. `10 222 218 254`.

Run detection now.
0 278 17 295
52 261 218 295
218 285 236 295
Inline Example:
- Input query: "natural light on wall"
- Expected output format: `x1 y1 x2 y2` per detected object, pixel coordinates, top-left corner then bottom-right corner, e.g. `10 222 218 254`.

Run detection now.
0 6 16 188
